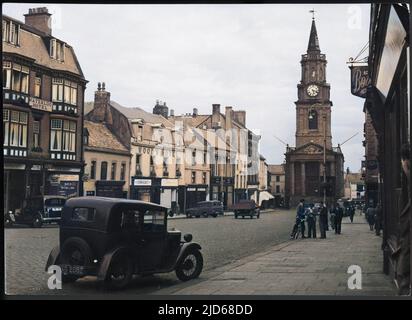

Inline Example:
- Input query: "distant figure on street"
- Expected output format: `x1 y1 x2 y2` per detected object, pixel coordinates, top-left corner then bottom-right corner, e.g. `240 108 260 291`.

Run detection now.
329 204 336 230
366 205 376 231
349 205 355 223
306 203 317 238
334 203 343 234
290 199 306 239
374 204 382 236
319 201 328 239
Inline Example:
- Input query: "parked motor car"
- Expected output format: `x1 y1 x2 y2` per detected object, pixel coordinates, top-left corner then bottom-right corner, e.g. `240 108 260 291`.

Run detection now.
45 197 203 289
186 200 224 218
230 200 260 219
5 195 66 228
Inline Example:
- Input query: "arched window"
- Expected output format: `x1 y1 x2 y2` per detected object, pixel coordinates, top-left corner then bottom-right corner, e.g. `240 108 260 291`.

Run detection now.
308 110 318 130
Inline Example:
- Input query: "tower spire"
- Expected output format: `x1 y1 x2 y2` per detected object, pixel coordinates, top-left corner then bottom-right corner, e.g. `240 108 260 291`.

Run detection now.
307 13 320 52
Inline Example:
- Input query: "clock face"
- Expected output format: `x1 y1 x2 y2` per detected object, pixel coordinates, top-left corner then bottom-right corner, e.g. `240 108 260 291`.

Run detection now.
307 85 319 97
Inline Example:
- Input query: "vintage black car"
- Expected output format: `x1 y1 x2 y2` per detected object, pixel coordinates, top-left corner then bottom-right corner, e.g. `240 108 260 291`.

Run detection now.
5 195 66 228
186 200 224 218
45 197 203 289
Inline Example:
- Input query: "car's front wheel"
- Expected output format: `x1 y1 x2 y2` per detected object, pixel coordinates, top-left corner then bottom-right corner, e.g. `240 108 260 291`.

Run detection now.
105 253 133 290
175 249 203 282
32 215 43 228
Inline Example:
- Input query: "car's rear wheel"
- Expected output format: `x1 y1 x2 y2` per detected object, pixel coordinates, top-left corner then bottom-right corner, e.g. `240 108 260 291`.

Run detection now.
175 249 203 282
104 253 133 290
60 237 93 283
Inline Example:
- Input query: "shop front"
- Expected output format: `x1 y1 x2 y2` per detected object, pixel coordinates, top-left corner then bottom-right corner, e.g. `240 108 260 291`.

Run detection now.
95 180 126 198
4 161 82 214
160 178 179 210
365 3 410 293
210 176 234 209
130 177 161 204
182 184 208 211
234 189 248 204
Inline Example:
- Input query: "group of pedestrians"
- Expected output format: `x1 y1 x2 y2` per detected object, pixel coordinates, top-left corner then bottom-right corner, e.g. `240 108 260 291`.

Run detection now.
290 199 346 239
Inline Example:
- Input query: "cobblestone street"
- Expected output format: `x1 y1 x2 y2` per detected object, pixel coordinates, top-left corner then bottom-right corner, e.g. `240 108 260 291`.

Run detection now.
5 209 294 295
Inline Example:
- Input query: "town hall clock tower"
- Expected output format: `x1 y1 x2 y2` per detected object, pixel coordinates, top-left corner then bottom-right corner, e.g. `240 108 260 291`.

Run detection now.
284 16 344 207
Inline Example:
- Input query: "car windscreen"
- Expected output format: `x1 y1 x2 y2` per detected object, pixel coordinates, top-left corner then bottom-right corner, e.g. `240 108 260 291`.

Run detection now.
45 198 66 206
143 209 166 232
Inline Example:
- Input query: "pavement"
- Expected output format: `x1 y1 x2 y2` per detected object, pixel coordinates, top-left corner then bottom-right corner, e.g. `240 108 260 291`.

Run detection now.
154 213 398 296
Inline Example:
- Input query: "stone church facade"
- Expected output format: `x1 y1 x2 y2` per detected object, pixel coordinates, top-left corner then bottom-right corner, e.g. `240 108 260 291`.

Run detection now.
284 17 344 207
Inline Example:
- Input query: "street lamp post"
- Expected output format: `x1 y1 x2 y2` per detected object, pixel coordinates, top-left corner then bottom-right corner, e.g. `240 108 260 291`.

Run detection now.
323 114 327 205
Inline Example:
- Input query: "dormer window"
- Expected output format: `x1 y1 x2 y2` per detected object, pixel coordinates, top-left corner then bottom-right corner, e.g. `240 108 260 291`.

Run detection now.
2 20 20 45
50 39 65 62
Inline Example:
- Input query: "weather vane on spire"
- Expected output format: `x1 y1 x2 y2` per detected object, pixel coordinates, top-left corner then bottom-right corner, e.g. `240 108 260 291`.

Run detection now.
309 8 316 20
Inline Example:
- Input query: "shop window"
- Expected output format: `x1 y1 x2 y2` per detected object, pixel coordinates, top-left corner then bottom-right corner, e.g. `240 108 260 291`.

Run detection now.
90 161 96 180
101 162 108 180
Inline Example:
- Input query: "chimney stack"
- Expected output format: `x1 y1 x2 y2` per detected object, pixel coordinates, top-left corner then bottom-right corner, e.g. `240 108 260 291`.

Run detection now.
233 110 246 127
89 82 111 124
225 106 233 130
212 104 221 128
24 7 52 36
193 108 198 117
170 109 175 117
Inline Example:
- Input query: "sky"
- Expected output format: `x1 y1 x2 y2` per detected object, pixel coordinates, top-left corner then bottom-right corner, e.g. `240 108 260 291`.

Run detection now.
3 3 370 171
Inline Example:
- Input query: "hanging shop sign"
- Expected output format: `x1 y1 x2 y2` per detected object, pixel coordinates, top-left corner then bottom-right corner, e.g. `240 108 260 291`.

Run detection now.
350 65 371 98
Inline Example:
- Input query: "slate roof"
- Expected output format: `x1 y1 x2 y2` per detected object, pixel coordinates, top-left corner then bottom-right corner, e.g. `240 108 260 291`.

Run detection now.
2 14 84 78
85 101 174 128
84 120 129 154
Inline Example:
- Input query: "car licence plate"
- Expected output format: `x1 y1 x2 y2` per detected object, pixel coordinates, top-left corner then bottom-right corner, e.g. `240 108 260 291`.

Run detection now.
61 265 86 276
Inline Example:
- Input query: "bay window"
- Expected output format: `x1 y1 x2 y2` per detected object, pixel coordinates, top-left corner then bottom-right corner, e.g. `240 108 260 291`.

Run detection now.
50 119 76 153
3 61 11 89
53 78 77 106
52 78 64 102
4 110 27 148
10 64 29 93
3 110 9 146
